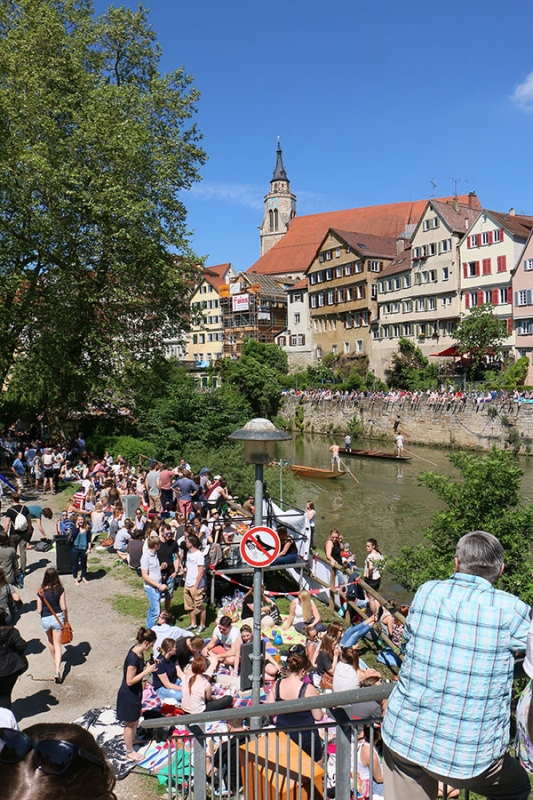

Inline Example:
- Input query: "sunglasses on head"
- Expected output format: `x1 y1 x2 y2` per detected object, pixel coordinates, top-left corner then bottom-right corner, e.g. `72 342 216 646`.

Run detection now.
0 729 105 775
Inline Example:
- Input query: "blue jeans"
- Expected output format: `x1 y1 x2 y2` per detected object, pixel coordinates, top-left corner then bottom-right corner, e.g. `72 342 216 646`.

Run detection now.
341 622 372 648
156 686 182 703
144 585 161 629
272 553 298 566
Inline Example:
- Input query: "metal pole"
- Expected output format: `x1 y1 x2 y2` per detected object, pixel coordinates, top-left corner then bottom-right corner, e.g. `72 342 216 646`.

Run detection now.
251 463 264 727
279 459 283 505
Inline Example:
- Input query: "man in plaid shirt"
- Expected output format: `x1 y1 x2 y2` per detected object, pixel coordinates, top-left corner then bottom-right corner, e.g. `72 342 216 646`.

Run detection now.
382 530 531 800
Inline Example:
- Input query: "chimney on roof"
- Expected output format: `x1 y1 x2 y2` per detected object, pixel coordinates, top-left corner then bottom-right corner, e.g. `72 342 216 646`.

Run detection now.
396 236 407 254
453 197 459 212
468 191 477 209
509 207 515 216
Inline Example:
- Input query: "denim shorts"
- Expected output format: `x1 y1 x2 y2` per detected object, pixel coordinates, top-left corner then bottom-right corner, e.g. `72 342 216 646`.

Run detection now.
41 612 65 632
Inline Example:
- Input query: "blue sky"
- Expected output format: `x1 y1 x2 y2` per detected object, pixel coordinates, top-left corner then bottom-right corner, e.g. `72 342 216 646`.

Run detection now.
94 0 533 274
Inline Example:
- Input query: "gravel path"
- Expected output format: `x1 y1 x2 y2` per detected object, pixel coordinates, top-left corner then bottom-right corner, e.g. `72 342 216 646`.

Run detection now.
10 491 160 799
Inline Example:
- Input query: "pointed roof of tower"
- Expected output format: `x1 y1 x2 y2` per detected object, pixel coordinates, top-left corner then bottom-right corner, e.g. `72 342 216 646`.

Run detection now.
272 139 289 183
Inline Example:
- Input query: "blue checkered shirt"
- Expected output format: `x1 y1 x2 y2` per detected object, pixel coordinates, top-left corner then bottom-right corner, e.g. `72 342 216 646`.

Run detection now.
382 573 530 779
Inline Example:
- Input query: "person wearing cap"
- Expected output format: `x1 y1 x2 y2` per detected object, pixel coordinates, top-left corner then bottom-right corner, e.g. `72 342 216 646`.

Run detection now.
382 531 531 800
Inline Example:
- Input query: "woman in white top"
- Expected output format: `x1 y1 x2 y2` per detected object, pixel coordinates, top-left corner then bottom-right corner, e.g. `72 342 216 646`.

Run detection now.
364 538 384 614
332 646 381 693
282 589 326 634
180 655 232 714
356 726 383 798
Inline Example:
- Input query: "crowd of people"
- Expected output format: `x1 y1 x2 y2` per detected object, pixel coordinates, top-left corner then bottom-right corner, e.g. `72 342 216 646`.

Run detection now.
4 429 533 800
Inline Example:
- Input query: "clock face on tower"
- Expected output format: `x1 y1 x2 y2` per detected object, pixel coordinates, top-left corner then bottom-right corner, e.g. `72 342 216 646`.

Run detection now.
267 198 278 209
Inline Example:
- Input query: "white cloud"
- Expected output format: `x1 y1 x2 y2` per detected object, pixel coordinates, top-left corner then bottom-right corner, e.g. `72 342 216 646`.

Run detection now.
512 72 533 111
189 182 263 211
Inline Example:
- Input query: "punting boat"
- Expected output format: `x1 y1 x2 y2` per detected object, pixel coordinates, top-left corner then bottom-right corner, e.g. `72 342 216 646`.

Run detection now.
290 465 345 479
338 448 411 461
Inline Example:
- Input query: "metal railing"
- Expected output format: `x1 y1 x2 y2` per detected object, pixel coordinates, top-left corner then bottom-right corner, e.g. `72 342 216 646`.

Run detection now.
142 684 468 800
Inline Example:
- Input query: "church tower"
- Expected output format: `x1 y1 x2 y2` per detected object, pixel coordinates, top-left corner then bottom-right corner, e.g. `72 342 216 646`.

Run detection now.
259 139 297 256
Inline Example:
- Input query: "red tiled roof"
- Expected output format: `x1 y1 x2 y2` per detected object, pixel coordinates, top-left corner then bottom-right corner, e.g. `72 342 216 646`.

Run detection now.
289 277 308 291
431 200 481 235
247 196 477 276
379 249 412 278
486 211 533 240
328 229 398 259
203 262 232 291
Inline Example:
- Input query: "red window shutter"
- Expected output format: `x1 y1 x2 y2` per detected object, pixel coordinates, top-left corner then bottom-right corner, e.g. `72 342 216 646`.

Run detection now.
475 261 481 276
507 317 513 334
492 288 499 305
463 262 468 278
483 258 491 275
467 238 471 249
497 255 507 272
488 230 493 244
500 228 505 241
465 292 470 308
477 290 484 306
505 287 510 303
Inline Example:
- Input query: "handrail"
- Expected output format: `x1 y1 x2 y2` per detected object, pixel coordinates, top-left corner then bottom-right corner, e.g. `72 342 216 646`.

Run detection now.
140 682 393 729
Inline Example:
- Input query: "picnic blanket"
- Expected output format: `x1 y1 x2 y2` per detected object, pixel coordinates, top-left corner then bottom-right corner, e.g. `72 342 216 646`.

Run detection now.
74 706 151 780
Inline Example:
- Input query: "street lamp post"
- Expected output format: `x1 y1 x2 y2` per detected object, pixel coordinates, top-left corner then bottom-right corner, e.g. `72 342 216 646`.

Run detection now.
229 418 290 725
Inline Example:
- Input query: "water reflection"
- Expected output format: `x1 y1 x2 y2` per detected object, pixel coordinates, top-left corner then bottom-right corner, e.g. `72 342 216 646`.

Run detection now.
277 433 533 601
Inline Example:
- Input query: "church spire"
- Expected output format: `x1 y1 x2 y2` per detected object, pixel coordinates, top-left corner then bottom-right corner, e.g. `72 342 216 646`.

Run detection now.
272 137 289 183
259 139 297 257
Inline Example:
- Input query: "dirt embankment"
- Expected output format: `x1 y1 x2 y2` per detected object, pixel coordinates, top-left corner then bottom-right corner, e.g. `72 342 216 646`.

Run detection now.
10 490 158 799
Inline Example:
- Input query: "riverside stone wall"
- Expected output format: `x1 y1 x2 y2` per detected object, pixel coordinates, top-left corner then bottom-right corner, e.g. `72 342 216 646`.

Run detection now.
278 395 533 452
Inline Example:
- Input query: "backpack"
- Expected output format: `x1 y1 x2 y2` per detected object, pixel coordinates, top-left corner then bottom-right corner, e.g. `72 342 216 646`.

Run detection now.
13 509 28 531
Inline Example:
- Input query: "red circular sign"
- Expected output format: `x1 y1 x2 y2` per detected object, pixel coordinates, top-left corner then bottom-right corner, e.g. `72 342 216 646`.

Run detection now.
240 526 281 568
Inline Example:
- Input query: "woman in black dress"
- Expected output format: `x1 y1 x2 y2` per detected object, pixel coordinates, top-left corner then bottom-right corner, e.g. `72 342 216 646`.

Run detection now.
116 627 157 760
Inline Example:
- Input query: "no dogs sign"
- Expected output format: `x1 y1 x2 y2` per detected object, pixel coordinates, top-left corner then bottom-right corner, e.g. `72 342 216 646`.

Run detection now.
240 526 281 568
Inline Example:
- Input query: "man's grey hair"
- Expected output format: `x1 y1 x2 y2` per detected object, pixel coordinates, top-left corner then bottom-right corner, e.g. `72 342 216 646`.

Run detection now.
455 530 504 584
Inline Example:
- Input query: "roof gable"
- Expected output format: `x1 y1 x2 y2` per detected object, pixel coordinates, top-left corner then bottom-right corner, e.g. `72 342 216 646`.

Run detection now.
248 195 477 276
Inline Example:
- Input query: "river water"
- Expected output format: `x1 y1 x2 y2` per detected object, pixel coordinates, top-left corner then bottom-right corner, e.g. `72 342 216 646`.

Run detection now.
275 433 533 601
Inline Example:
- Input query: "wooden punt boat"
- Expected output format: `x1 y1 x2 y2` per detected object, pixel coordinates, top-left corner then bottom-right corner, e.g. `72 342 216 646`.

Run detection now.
290 464 345 479
338 448 411 461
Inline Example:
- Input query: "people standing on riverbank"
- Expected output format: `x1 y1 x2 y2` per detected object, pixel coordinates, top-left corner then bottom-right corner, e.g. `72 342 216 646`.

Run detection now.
364 539 384 614
382 530 531 800
140 535 166 629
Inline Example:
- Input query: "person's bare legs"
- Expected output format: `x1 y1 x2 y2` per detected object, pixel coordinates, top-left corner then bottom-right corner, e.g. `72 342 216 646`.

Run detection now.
123 721 142 759
46 629 63 677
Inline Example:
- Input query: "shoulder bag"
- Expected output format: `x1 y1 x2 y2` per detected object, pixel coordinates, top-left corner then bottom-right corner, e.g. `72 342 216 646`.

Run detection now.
38 589 73 644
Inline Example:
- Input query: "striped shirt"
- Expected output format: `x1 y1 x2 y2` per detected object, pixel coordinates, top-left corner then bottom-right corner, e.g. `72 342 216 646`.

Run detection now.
382 572 530 779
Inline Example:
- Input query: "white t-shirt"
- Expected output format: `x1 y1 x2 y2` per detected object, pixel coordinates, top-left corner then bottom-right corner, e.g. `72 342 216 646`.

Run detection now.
333 661 360 693
185 548 205 588
140 549 162 587
212 624 240 649
151 622 191 653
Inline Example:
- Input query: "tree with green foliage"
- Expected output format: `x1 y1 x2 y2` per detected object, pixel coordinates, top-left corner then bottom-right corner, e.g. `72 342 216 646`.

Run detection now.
137 368 252 459
219 339 288 418
388 448 533 603
455 304 507 378
0 1 205 422
385 338 439 390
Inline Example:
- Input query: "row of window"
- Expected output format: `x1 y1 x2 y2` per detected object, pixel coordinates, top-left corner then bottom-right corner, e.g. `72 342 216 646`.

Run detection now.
277 334 306 347
381 296 454 314
191 332 222 344
192 299 220 310
463 256 507 277
372 321 456 340
309 284 374 308
312 312 370 333
467 229 503 248
310 261 366 284
464 287 511 307
517 321 533 335
412 239 452 259
315 341 365 358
